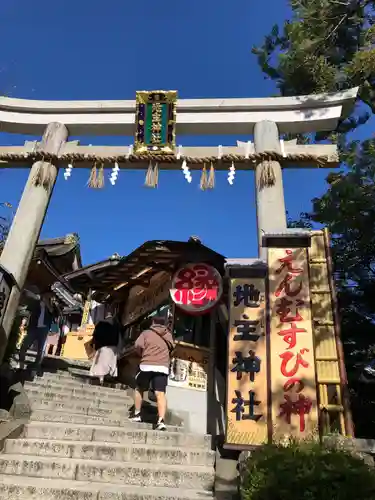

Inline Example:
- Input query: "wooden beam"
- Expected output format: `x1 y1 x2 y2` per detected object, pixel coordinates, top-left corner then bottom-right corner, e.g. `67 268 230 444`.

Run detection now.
0 143 339 170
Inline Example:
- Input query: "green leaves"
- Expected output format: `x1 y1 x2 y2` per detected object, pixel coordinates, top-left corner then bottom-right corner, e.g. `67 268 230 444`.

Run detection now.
253 0 375 117
288 140 375 436
0 202 12 254
240 440 375 500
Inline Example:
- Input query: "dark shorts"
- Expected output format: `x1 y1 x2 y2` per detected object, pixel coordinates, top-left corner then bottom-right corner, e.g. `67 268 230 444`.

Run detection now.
135 370 168 393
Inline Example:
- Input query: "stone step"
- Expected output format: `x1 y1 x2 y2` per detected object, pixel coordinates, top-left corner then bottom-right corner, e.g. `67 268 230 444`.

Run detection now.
12 349 92 370
28 378 129 395
42 371 125 389
4 438 215 466
37 366 93 382
40 376 127 393
13 352 93 370
25 386 133 405
39 367 92 375
39 371 126 389
30 398 130 418
0 474 214 500
29 409 184 432
42 355 93 370
35 368 117 384
0 454 214 489
29 391 132 410
23 421 211 448
10 354 38 366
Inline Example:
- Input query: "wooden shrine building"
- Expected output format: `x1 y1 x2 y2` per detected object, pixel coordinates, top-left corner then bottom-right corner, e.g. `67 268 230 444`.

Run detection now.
4 233 83 359
26 233 82 293
59 230 351 442
62 237 225 435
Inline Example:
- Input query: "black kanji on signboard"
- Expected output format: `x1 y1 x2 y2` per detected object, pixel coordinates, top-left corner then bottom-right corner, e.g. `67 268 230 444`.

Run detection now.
233 284 261 307
233 314 261 342
231 390 262 422
231 350 261 381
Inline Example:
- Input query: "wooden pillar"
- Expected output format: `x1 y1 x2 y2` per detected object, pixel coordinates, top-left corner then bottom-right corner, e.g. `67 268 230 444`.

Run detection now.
254 121 287 259
0 122 68 362
207 310 217 437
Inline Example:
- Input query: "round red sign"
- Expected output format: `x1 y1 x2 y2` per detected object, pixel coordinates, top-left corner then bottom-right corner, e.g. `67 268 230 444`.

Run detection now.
170 263 223 315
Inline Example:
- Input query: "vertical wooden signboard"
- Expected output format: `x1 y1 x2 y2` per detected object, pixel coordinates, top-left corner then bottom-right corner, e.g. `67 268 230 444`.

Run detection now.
268 247 318 440
80 298 91 327
225 277 268 447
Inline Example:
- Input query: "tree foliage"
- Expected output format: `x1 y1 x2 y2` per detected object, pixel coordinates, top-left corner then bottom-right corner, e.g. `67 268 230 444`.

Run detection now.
253 0 375 136
240 439 375 500
0 202 12 254
255 1 375 437
307 140 375 436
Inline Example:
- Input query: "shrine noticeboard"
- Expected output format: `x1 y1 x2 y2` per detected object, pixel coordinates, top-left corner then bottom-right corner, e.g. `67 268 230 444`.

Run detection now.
168 342 209 392
268 247 318 440
225 278 268 448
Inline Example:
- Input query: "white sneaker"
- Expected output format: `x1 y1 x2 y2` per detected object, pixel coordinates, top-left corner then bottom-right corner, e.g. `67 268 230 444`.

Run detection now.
155 419 166 431
129 412 142 423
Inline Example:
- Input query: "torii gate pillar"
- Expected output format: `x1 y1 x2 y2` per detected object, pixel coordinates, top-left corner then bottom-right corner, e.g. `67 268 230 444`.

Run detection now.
0 122 68 363
254 120 287 259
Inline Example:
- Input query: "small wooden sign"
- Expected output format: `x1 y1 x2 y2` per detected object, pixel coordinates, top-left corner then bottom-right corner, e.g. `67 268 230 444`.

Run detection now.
80 298 91 327
134 90 177 155
225 277 268 448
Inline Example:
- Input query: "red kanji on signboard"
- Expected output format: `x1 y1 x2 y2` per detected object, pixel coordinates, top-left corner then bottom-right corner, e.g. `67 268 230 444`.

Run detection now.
279 394 312 432
275 274 302 298
279 348 310 377
170 263 223 315
275 249 303 276
277 322 307 350
283 378 305 393
275 297 304 323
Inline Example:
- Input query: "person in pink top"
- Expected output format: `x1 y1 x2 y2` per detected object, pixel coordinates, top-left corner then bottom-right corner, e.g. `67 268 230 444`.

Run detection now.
129 316 174 431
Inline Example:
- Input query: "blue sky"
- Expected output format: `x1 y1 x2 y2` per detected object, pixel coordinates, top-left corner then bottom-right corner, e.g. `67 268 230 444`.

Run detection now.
0 1 370 265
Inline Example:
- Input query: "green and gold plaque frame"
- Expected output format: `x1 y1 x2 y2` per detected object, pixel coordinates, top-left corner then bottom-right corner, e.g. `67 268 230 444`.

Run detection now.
134 90 177 155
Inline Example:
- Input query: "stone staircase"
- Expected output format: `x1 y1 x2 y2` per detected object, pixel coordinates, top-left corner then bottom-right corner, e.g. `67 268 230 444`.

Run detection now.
0 356 215 500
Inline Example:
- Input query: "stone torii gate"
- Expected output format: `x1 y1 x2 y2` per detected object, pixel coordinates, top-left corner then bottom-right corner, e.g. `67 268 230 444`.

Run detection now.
0 88 358 361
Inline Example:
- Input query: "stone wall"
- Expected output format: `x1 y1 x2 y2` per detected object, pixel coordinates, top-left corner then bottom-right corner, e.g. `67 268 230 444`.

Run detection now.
323 435 375 467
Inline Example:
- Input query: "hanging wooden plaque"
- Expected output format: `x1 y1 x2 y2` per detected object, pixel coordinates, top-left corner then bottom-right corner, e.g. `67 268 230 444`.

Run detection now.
134 90 177 155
